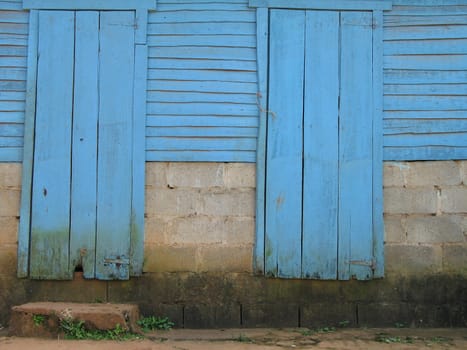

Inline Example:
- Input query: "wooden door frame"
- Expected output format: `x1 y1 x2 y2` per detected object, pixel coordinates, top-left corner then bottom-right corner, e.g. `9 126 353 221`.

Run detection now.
253 5 387 278
17 6 149 278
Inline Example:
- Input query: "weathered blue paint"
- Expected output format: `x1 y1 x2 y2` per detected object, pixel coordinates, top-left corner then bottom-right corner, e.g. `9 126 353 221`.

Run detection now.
95 11 135 281
29 11 74 279
265 9 305 278
254 7 268 275
338 11 374 281
261 7 383 280
23 0 156 10
249 0 392 10
69 11 99 279
302 10 339 280
17 9 37 278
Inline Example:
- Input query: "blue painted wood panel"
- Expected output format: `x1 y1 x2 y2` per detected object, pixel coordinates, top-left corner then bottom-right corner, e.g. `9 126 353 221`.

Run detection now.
0 4 27 162
146 0 258 162
302 10 339 280
265 9 304 278
338 11 374 281
69 11 99 279
383 3 467 160
95 11 135 280
29 11 74 279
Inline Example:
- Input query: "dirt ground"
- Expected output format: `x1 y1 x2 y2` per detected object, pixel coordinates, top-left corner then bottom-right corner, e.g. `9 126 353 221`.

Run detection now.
1 327 467 349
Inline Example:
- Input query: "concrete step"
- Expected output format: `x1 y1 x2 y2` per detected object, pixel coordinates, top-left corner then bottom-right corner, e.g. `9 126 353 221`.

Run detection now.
9 302 140 338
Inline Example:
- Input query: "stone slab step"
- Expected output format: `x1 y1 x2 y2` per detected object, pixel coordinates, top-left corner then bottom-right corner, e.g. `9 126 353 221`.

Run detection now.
9 302 140 338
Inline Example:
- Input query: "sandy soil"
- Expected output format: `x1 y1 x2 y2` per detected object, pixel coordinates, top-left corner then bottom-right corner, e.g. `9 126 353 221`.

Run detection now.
1 327 466 349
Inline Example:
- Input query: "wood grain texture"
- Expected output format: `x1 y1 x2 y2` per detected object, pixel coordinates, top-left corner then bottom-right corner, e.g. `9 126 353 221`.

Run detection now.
23 0 156 10
265 9 305 278
29 11 74 279
95 11 135 280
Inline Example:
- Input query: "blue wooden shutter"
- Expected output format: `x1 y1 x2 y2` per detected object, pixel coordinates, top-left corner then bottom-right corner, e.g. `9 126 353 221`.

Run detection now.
23 10 143 280
263 9 383 280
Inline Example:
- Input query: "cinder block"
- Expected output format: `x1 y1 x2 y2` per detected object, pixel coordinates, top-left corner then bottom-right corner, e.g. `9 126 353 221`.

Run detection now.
385 244 442 276
384 215 406 243
242 303 299 327
383 187 437 215
0 163 22 189
200 189 255 217
144 215 169 244
145 188 200 216
145 162 168 188
383 162 407 187
0 189 20 217
164 215 254 246
0 216 19 244
143 244 197 273
440 187 467 213
443 244 467 276
0 245 17 277
167 163 224 188
406 215 464 244
460 161 467 185
184 304 241 328
405 161 461 187
224 163 256 188
197 245 253 273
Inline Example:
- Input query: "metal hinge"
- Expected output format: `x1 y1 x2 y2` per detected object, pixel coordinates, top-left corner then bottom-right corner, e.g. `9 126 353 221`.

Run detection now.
104 257 130 265
350 259 376 270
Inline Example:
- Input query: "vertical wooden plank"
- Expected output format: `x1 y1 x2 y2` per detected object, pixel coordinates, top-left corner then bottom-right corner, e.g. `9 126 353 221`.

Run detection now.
29 11 75 279
17 9 38 278
302 10 339 279
265 9 305 278
96 11 135 280
254 7 268 275
135 9 148 44
130 43 147 276
372 10 384 278
69 11 99 279
338 11 374 280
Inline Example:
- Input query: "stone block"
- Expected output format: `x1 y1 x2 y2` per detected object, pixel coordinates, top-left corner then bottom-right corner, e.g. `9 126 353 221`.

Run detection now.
440 187 467 213
406 215 464 244
145 188 199 216
184 304 241 328
443 244 467 276
0 163 22 189
300 303 357 328
357 302 414 327
460 161 467 185
405 161 461 187
384 215 406 243
9 302 140 337
385 244 442 277
0 189 20 217
224 163 256 188
167 163 224 188
144 216 169 244
383 162 407 187
197 245 253 273
383 187 437 215
242 303 299 327
163 215 254 246
0 216 19 244
0 245 17 277
145 162 168 188
143 245 197 273
200 189 255 217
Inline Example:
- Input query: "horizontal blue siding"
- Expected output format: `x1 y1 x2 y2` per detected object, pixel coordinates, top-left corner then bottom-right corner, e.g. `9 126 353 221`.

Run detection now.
0 0 27 162
145 0 258 162
383 3 467 160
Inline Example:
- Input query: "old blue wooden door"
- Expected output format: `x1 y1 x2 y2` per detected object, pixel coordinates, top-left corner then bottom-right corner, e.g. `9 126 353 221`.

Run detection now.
265 9 382 280
29 10 137 280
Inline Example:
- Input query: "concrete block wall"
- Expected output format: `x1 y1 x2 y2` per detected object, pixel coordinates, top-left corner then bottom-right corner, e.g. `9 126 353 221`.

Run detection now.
384 161 467 277
144 163 256 273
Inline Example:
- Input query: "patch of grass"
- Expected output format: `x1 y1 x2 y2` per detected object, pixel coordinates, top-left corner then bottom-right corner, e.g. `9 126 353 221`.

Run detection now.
375 333 414 344
233 334 253 343
137 316 174 332
59 318 142 340
394 322 406 328
338 320 350 328
315 326 337 333
32 314 46 327
427 336 453 345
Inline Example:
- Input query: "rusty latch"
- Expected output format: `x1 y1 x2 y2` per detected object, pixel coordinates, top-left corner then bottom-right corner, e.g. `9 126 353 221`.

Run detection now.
104 257 130 265
349 259 376 270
